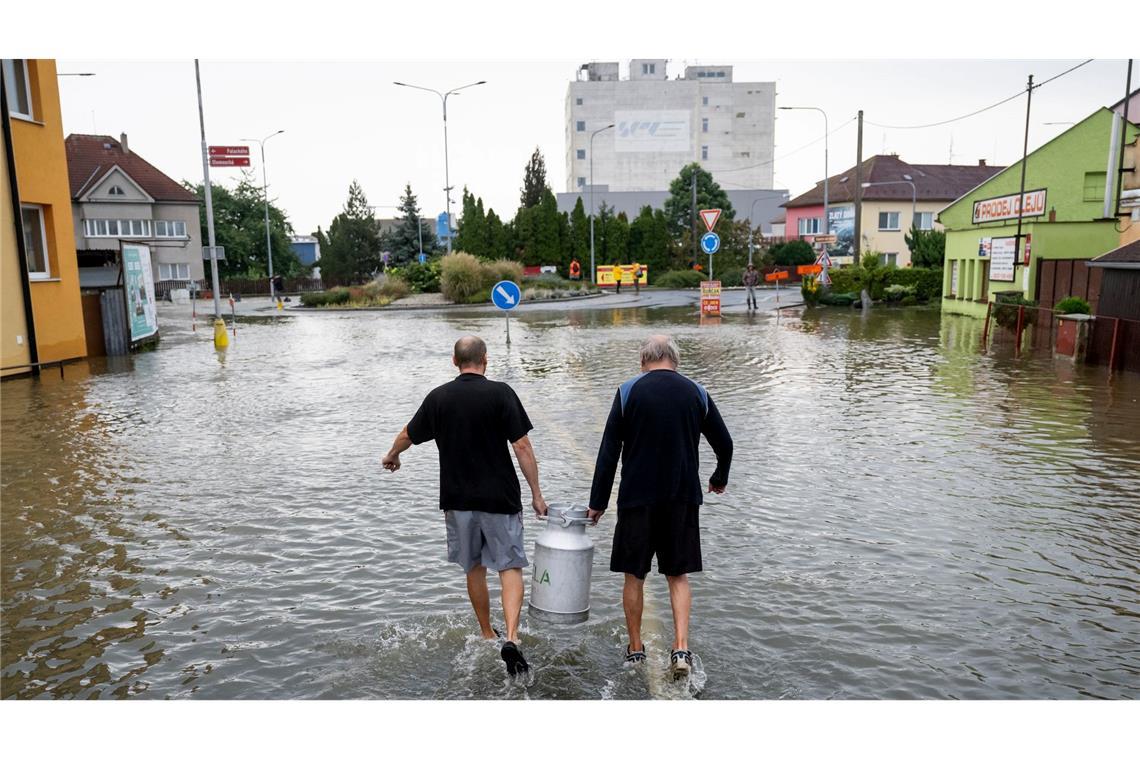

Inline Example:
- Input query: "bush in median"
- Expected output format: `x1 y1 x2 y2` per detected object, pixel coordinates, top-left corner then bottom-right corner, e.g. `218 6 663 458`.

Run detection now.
655 270 707 289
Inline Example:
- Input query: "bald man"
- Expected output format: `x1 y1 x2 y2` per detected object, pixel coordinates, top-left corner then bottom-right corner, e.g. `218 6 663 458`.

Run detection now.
383 335 548 676
588 334 733 680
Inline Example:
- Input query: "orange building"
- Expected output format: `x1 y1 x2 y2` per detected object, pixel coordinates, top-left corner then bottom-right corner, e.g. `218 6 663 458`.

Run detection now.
2 59 86 377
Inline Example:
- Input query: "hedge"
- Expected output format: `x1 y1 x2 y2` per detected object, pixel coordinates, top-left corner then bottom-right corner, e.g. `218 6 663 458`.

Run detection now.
655 270 707 289
826 266 942 302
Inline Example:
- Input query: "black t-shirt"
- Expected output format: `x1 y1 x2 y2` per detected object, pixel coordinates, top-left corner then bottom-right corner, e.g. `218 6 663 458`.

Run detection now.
406 372 533 514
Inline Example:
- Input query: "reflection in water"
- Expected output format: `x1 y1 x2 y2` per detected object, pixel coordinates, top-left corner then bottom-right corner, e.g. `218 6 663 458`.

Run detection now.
2 306 1138 699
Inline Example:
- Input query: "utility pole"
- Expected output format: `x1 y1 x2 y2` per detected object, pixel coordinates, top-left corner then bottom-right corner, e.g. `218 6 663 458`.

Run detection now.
1014 75 1033 270
854 110 863 262
194 60 226 349
691 169 698 270
1115 59 1133 216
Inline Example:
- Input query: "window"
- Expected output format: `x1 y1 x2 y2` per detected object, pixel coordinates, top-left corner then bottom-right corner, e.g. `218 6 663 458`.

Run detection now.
878 211 900 230
154 220 188 238
701 145 708 160
158 263 191 281
950 260 959 296
915 211 934 230
979 261 990 301
576 149 585 160
736 112 745 118
576 121 585 132
108 185 126 196
1083 171 1106 202
798 217 821 235
575 97 582 105
577 177 586 188
878 252 898 267
702 118 709 133
717 71 726 78
21 205 49 278
84 218 154 238
702 96 708 106
641 63 655 75
2 59 33 119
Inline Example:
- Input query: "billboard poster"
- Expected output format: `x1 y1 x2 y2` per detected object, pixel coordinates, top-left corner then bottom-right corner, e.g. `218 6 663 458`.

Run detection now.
596 264 648 286
989 237 1017 282
827 205 856 255
122 244 158 341
614 110 691 153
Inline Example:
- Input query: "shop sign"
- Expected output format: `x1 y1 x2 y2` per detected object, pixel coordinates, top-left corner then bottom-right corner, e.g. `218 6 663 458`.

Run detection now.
972 189 1047 224
990 237 1018 282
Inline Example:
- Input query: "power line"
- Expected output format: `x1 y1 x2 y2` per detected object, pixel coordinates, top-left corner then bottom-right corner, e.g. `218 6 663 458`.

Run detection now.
866 59 1094 130
707 115 857 175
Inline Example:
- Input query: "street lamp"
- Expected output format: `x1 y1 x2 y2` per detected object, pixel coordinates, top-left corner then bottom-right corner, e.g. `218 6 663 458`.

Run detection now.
779 106 830 235
747 191 789 266
589 123 614 286
861 178 917 233
241 130 285 302
394 79 486 254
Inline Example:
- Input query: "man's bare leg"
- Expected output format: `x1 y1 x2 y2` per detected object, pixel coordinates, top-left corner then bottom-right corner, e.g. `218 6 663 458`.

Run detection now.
623 574 645 653
499 568 524 642
465 565 496 639
666 574 691 651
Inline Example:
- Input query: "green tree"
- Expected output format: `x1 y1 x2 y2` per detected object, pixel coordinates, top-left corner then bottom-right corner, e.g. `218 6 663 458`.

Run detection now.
513 188 563 266
454 188 487 257
383 183 437 266
485 208 509 259
904 225 946 268
568 197 590 266
663 163 735 238
520 147 548 209
769 240 816 266
185 173 301 279
601 210 631 265
628 205 673 276
320 180 383 282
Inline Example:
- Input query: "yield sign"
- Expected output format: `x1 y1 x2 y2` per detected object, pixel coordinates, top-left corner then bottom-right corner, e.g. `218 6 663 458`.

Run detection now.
815 252 832 268
699 208 722 232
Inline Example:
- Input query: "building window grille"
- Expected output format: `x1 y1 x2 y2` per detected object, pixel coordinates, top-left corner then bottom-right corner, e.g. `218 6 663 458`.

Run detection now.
798 217 821 235
878 211 900 231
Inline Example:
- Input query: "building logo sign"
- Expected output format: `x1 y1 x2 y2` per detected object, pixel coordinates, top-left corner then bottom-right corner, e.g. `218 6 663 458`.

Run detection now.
614 110 691 153
972 189 1047 225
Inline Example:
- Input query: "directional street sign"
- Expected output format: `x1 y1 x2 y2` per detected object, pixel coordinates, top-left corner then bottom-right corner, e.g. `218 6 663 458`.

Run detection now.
209 146 250 156
813 233 838 244
491 279 521 311
699 209 722 232
700 231 721 254
209 156 251 167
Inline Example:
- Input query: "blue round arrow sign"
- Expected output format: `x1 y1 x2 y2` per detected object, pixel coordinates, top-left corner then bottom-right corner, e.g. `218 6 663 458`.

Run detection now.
491 279 521 311
700 231 721 254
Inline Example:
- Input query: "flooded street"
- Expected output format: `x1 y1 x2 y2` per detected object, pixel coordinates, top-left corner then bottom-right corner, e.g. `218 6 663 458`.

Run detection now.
3 299 1139 699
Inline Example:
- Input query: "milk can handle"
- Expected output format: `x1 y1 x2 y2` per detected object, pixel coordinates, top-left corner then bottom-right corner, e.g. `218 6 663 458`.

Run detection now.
535 512 595 527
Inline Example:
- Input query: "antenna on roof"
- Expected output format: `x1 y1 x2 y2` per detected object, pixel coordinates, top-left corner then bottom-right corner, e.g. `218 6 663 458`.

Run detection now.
948 132 955 164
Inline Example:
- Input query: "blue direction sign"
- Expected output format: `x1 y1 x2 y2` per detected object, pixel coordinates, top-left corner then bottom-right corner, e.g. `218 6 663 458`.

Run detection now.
491 279 521 311
700 231 721 254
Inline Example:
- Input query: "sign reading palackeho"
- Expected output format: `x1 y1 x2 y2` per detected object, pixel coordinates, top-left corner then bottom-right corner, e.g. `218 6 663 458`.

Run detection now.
972 189 1047 224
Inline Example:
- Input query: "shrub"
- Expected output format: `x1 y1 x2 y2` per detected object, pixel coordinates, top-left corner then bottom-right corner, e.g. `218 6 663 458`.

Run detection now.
655 270 707 289
826 266 858 295
900 295 919 307
993 295 1038 330
374 275 410 301
1054 296 1091 315
885 267 943 301
300 287 352 307
769 240 816 266
884 284 916 303
393 260 441 293
801 279 821 306
717 266 743 287
441 253 486 303
483 258 523 287
820 291 857 307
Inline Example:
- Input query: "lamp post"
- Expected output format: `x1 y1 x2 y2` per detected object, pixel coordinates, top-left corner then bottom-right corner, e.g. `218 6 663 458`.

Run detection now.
747 191 789 266
242 130 285 302
588 123 614 287
779 106 830 235
394 80 486 253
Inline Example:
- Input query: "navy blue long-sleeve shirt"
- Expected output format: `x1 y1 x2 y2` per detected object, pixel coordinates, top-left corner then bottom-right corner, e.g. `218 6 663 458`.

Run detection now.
588 369 733 512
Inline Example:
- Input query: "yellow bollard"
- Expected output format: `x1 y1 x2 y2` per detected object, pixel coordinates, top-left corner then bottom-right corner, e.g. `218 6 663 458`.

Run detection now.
213 318 229 349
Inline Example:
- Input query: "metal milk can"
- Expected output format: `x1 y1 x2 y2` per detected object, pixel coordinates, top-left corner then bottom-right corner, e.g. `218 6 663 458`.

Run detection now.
529 503 595 624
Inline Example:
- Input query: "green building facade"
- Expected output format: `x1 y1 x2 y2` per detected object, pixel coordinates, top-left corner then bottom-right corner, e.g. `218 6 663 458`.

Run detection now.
939 108 1138 318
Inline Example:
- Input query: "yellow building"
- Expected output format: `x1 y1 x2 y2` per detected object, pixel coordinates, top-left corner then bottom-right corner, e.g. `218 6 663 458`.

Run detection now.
2 58 86 377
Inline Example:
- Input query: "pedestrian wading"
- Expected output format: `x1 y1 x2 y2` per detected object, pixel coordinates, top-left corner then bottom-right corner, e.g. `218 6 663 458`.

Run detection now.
382 335 548 677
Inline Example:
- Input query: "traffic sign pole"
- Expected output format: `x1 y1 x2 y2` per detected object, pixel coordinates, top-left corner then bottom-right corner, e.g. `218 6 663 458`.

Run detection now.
491 279 521 347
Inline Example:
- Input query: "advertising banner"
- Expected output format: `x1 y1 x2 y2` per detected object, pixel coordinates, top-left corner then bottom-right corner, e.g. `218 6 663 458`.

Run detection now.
989 237 1017 282
827 205 856 255
614 110 691 153
972 189 1047 224
596 264 648 286
978 237 992 258
122 244 158 341
700 279 721 316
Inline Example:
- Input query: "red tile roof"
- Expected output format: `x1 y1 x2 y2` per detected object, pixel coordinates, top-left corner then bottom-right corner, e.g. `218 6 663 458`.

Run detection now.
66 134 198 203
783 154 1006 208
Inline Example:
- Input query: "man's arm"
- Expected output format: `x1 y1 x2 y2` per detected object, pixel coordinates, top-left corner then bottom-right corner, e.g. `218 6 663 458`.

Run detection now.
587 391 624 522
701 395 733 493
511 435 548 517
382 425 413 472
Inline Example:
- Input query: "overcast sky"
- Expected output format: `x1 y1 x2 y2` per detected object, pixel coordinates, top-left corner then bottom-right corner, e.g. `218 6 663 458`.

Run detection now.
54 58 1132 236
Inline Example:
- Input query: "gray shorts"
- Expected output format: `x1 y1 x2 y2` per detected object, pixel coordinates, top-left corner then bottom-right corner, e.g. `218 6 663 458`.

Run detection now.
444 510 528 574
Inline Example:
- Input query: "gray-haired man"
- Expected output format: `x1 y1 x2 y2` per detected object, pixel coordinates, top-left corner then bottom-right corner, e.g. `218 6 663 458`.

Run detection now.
588 335 733 679
382 335 548 676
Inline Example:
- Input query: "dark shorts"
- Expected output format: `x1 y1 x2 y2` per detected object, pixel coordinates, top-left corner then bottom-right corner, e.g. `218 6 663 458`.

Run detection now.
609 503 702 580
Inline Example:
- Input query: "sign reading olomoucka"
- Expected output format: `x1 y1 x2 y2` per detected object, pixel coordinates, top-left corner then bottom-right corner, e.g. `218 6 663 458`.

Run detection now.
972 189 1047 225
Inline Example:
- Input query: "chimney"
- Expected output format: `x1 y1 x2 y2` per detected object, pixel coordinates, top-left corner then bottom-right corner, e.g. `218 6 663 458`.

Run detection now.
120 133 129 155
978 159 987 166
